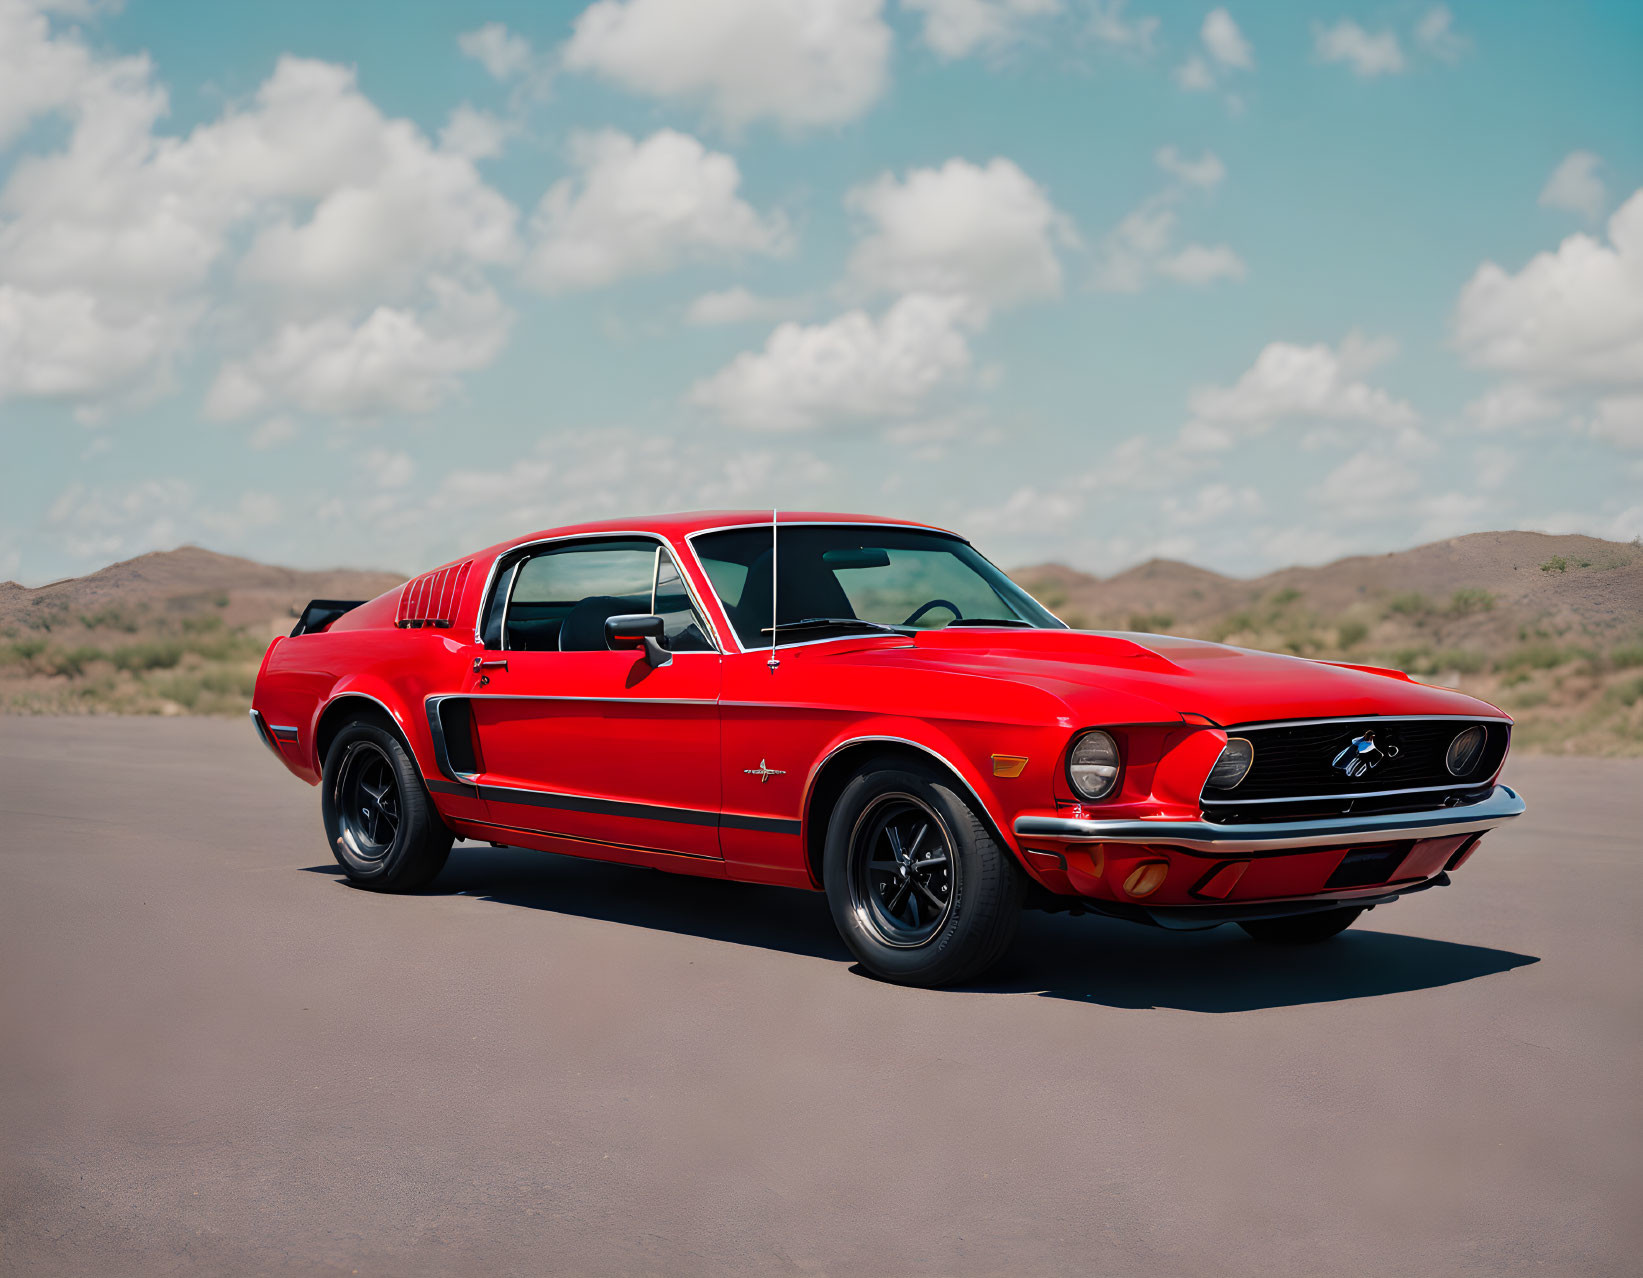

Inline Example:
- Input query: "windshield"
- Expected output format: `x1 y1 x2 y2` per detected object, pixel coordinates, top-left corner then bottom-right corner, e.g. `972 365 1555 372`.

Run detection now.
691 524 1064 649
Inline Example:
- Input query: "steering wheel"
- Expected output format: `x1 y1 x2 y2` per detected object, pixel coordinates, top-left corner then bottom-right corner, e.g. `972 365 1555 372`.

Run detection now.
901 598 963 627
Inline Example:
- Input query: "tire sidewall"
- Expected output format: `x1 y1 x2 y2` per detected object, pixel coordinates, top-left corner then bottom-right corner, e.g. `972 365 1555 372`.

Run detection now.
321 721 427 886
823 761 1008 985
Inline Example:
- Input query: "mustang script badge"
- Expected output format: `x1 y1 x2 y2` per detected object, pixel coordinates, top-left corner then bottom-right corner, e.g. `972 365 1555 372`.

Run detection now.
743 758 785 783
1331 730 1399 778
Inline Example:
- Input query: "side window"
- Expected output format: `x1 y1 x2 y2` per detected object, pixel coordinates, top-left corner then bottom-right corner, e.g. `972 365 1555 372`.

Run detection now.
504 542 655 652
487 539 715 653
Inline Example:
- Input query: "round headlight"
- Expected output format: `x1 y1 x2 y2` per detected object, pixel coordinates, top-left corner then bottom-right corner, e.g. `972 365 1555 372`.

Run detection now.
1445 725 1487 777
1067 730 1121 801
1207 737 1254 790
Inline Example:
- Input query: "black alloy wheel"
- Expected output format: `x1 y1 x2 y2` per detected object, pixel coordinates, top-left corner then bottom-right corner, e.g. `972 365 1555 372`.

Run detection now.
320 716 454 891
333 739 401 863
849 793 955 947
823 755 1026 987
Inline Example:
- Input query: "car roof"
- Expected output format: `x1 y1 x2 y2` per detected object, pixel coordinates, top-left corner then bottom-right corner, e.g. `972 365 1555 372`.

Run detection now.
473 510 959 561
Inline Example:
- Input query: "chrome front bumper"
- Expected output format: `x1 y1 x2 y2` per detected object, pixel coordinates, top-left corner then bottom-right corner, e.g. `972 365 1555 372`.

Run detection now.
1013 784 1525 855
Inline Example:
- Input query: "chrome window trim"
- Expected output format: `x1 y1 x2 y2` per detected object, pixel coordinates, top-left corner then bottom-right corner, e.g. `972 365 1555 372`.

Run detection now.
475 530 726 654
682 519 1070 654
684 520 942 655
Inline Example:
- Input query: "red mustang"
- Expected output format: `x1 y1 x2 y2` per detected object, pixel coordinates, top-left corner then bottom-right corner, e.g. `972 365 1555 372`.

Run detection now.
251 511 1524 986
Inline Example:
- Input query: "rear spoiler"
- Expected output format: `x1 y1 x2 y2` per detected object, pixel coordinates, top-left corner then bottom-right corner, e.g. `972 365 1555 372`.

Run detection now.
290 599 365 637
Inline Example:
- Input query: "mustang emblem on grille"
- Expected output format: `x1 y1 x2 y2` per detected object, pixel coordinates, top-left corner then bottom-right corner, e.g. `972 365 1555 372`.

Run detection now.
1332 730 1399 778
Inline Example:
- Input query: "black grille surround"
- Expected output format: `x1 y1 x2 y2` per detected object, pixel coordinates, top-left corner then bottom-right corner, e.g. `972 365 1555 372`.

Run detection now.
1201 717 1510 824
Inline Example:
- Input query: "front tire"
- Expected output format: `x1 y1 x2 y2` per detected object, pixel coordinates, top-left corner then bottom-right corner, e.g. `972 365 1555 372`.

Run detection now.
823 757 1025 987
321 718 453 891
1238 905 1363 944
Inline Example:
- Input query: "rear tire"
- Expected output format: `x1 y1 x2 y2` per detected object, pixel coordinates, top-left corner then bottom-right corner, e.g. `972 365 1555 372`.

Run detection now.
1238 906 1363 944
321 718 453 892
823 756 1025 987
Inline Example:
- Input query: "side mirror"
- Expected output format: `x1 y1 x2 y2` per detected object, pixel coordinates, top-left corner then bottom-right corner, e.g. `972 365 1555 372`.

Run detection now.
604 613 673 667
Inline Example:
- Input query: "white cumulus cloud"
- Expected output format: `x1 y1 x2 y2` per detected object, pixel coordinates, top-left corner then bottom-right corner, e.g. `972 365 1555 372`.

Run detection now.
1539 150 1607 222
1201 7 1253 69
1313 19 1406 77
562 0 892 131
845 156 1074 307
525 128 789 292
690 292 982 430
903 0 1061 61
1185 335 1417 445
1454 188 1643 387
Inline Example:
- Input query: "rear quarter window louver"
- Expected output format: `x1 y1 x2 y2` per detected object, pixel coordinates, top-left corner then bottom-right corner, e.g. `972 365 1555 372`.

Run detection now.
396 560 473 629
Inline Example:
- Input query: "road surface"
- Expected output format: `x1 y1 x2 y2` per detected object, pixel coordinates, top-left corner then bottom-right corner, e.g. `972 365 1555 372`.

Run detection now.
1 717 1638 1275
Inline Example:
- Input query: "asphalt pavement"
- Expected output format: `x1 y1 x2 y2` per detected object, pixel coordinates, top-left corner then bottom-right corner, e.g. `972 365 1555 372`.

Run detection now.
1 717 1638 1276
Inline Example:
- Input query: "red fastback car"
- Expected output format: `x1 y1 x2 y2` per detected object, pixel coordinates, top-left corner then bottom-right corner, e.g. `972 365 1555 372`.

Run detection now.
252 511 1524 987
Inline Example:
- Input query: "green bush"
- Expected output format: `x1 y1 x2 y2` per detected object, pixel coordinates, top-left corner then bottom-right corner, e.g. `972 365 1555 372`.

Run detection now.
1387 592 1431 617
1448 588 1495 616
1127 611 1174 633
1497 642 1567 672
1610 676 1643 708
43 645 105 678
79 606 141 632
1337 619 1369 648
1270 587 1302 608
1540 556 1568 573
1609 645 1643 670
7 638 48 663
112 640 185 673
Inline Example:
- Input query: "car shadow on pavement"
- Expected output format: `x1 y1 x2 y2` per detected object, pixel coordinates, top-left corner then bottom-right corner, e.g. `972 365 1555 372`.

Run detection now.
974 910 1541 1012
301 846 1539 1012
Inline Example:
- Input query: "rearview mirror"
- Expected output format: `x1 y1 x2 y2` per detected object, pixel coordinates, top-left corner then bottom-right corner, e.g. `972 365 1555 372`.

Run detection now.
822 547 891 569
604 613 673 667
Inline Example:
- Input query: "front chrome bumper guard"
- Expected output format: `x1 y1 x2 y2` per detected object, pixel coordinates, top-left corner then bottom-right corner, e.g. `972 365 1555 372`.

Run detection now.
1013 784 1525 855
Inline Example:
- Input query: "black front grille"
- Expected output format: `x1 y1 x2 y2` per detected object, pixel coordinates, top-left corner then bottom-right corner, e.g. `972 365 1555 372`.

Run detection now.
1203 718 1509 806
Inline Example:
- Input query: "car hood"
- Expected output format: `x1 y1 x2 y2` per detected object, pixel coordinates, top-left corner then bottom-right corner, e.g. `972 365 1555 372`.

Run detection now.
847 628 1504 728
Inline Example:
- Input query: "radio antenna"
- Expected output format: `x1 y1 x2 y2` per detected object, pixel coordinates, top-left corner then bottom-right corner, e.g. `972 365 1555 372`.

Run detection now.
767 508 780 671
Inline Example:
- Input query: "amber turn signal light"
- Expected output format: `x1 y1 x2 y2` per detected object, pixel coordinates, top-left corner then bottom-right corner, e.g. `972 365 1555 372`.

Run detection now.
1123 861 1168 898
992 754 1028 778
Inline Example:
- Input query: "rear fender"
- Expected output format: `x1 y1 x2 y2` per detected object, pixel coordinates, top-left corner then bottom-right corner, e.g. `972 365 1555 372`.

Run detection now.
308 678 430 783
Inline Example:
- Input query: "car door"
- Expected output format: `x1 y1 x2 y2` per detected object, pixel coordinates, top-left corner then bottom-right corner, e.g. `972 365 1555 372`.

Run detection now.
463 537 723 861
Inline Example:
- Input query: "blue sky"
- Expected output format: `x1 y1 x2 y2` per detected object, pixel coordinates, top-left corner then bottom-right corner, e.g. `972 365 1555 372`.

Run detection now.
2 0 1639 585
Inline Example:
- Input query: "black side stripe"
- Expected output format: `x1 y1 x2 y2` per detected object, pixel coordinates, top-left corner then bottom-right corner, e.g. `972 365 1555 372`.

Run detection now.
422 778 801 837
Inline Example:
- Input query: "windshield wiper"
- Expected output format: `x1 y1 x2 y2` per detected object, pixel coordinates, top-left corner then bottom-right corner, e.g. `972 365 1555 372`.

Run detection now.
760 617 906 637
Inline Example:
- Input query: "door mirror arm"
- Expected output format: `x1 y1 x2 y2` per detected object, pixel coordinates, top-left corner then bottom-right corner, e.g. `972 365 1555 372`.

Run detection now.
604 614 673 668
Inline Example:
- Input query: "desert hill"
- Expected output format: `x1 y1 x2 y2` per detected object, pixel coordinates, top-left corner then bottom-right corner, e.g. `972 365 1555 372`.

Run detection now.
2 533 1641 751
0 545 404 636
1014 531 1640 641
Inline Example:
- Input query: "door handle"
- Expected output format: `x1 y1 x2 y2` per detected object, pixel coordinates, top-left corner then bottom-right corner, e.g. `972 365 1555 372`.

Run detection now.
473 657 508 672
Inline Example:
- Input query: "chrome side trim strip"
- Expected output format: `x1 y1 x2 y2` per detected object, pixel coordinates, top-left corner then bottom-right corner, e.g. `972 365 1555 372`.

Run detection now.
1012 785 1525 854
248 709 280 757
476 779 800 836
